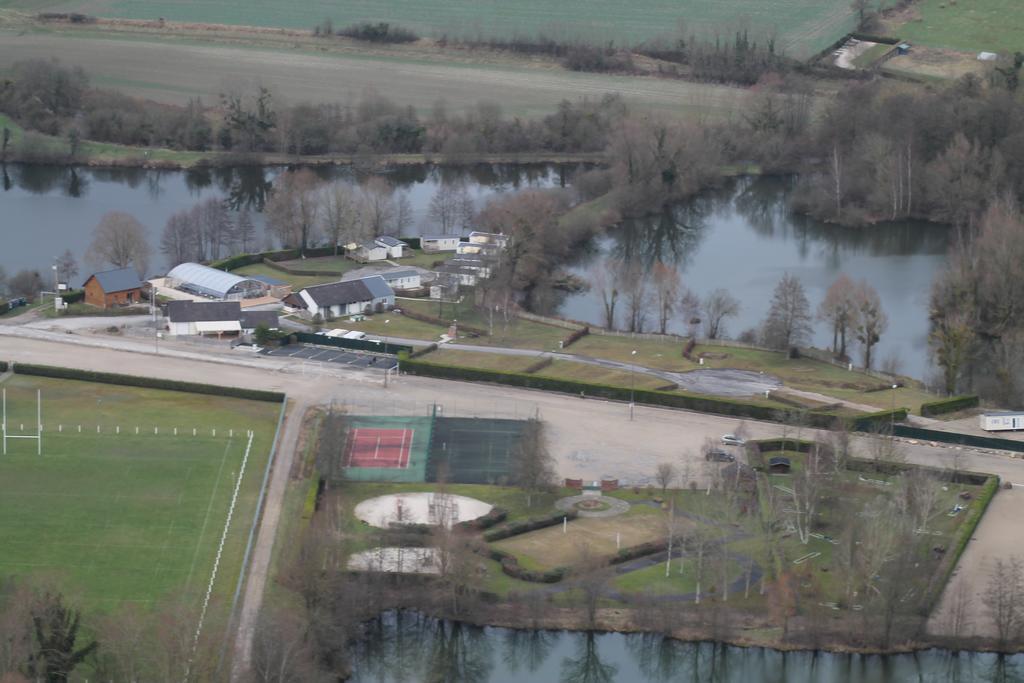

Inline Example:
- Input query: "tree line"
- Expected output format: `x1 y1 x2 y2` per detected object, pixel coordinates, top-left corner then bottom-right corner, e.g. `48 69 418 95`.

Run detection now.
0 60 625 160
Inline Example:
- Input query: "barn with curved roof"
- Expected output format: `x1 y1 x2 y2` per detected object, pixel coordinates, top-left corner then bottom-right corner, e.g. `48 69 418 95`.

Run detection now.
165 262 267 300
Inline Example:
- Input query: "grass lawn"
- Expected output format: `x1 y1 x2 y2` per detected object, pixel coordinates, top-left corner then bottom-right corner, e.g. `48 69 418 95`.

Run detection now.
892 0 1024 54
492 511 677 570
613 557 743 596
533 360 673 391
326 311 442 341
395 249 450 269
427 348 541 373
571 335 694 372
0 374 281 613
234 263 336 290
851 42 893 68
275 255 359 274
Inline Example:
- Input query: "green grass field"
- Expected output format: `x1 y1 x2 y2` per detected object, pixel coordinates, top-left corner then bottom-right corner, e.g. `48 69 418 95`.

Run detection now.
894 0 1024 54
8 0 858 58
0 375 280 612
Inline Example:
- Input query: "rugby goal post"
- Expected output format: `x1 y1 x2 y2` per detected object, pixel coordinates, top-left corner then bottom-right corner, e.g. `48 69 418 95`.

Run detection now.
2 388 42 456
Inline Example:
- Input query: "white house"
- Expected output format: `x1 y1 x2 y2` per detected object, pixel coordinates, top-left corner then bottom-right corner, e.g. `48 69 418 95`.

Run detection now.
379 269 422 290
166 301 242 337
299 275 395 318
351 241 389 262
435 263 481 286
421 235 462 253
375 236 407 259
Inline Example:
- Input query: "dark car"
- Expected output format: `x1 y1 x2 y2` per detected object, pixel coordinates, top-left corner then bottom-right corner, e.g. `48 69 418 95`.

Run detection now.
705 450 735 462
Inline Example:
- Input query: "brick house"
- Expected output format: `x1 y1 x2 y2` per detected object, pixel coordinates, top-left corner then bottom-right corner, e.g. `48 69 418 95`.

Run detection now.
82 268 143 308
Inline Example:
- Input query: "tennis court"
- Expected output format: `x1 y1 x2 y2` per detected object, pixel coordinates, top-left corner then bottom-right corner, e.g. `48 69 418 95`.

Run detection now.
346 428 413 469
428 417 525 485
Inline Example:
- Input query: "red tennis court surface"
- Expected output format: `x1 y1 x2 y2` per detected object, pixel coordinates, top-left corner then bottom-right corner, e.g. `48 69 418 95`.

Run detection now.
346 428 414 469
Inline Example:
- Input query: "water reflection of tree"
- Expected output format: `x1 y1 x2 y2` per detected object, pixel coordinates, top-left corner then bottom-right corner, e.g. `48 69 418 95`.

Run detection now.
352 610 431 682
425 619 494 683
502 628 557 674
627 634 693 682
560 633 618 683
609 199 711 270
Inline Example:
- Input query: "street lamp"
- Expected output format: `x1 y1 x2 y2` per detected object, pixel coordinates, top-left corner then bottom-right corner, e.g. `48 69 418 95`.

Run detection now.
51 264 59 313
890 383 898 434
630 349 637 421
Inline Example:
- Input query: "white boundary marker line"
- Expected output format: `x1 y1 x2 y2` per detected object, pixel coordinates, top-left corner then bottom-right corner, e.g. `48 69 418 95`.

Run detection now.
188 430 254 678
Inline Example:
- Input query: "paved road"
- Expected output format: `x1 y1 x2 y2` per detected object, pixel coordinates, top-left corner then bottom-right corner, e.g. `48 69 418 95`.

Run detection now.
1 329 1022 657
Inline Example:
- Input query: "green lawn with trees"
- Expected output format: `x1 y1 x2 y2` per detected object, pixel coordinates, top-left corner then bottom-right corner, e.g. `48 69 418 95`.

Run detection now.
892 0 1024 54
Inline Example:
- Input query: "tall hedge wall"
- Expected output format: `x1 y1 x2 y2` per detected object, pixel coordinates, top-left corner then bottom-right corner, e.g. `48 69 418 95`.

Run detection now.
399 356 903 430
12 364 286 403
920 395 979 417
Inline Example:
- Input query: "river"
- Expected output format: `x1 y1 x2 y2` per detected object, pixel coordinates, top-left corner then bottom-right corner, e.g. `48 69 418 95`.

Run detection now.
0 165 948 380
349 611 1024 683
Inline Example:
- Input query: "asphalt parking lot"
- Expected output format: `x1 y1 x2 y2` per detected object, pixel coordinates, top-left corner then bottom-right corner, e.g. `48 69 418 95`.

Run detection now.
264 344 396 369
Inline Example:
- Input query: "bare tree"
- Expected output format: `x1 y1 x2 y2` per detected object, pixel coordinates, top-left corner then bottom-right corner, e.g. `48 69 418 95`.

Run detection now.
7 270 43 301
867 426 905 472
907 469 941 533
761 273 812 351
573 544 608 628
790 446 823 544
428 182 474 233
393 192 414 234
621 258 651 333
0 578 35 679
983 556 1024 649
359 177 397 237
160 210 198 268
319 183 362 255
589 259 621 330
250 604 317 682
54 249 78 287
703 288 740 340
654 462 676 497
86 211 151 276
198 197 231 260
853 280 888 370
511 418 556 507
234 207 257 254
651 262 680 335
941 575 974 639
818 274 858 359
266 169 322 253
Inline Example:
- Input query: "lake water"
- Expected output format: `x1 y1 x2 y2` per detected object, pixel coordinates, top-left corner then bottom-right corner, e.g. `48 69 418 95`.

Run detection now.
557 177 951 381
0 166 949 380
349 611 1024 683
0 162 574 277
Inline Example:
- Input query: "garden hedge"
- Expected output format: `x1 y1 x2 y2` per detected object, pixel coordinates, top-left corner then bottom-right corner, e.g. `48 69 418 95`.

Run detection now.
408 343 439 359
893 425 1024 454
12 364 286 403
301 477 321 521
456 506 508 531
523 356 553 374
62 289 85 304
610 539 669 565
920 395 979 417
561 326 589 349
850 32 901 45
400 356 904 430
483 509 577 542
0 361 7 372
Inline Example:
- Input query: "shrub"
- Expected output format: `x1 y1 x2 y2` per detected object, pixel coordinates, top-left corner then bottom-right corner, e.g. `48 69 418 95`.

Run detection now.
456 506 507 531
920 395 979 417
408 343 438 359
12 363 285 402
483 510 577 542
611 540 669 564
338 22 418 43
561 326 589 349
301 477 321 521
523 356 553 374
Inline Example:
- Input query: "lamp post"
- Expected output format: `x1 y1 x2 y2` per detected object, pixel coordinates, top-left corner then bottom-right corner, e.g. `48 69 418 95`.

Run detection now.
630 349 637 421
51 264 58 313
890 383 898 435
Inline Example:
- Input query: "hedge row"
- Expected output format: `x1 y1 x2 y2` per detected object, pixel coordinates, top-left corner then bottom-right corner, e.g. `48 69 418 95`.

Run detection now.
483 509 577 542
456 506 507 531
749 438 814 454
893 424 1024 454
62 289 85 305
400 356 906 430
610 539 669 565
930 474 1000 612
561 326 589 349
12 364 286 403
408 343 438 359
261 259 344 278
484 546 568 583
849 408 909 432
920 395 980 417
209 246 339 272
851 32 901 45
523 356 553 374
0 361 8 372
301 477 321 521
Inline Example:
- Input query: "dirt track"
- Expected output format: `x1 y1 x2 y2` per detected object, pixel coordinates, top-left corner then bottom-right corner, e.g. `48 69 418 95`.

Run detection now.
0 30 753 118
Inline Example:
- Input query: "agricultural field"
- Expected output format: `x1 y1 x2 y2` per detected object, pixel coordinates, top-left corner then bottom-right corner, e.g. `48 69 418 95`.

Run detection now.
0 374 281 612
888 0 1024 55
5 0 858 58
0 26 756 120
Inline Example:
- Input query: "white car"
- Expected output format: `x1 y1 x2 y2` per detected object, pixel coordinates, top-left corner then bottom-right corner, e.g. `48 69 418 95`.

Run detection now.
721 434 746 446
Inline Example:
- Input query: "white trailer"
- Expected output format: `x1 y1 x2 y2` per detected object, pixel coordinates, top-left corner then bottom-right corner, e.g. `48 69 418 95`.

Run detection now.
980 412 1024 432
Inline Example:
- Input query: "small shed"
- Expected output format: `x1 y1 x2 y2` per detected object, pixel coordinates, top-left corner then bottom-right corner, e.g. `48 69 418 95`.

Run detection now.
82 268 143 308
166 300 242 337
897 43 911 55
768 456 792 473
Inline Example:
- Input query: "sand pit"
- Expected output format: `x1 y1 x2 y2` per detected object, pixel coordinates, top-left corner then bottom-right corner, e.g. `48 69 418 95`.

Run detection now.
354 492 492 528
347 547 441 574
